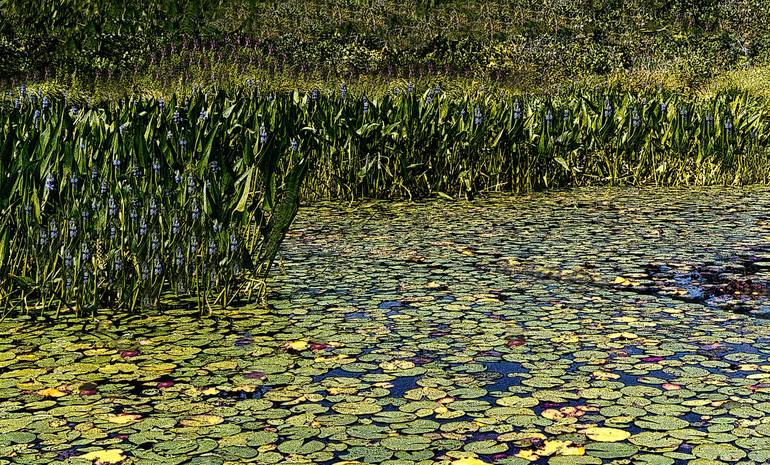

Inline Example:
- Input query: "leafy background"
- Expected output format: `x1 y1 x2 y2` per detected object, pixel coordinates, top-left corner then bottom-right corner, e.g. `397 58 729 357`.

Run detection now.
1 0 769 92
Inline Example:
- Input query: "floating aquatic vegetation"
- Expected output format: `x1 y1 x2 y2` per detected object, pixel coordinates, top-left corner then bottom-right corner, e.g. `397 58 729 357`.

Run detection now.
1 188 770 463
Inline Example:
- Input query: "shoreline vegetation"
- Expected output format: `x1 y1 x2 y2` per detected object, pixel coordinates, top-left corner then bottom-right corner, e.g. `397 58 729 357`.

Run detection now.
2 86 769 317
4 4 770 465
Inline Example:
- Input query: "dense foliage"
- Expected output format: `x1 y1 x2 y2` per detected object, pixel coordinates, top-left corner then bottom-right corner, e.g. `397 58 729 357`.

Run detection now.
2 0 769 91
2 84 770 316
292 87 770 199
0 87 308 317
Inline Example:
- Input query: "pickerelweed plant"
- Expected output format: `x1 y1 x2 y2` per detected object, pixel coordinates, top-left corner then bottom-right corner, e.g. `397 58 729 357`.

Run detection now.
0 87 309 318
289 85 770 199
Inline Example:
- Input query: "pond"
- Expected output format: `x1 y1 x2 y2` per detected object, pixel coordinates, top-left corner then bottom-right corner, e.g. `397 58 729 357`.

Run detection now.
2 187 770 465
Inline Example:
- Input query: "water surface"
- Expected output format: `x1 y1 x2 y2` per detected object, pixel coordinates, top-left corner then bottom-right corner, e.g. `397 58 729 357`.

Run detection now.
2 187 770 464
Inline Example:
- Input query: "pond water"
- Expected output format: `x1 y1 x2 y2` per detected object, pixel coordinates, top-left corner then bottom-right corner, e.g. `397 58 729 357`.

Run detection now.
3 187 770 465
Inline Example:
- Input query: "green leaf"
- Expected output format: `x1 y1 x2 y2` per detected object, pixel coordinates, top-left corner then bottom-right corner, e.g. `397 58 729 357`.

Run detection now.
222 103 237 119
9 274 36 290
0 228 8 270
234 167 254 213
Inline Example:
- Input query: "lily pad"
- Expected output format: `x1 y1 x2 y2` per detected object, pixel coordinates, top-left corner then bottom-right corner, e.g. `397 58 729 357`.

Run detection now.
79 449 127 464
179 415 224 427
381 435 431 451
691 443 747 461
633 416 689 431
585 427 631 442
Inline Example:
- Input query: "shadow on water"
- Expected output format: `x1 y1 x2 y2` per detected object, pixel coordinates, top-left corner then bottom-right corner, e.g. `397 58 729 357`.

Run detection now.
482 361 526 391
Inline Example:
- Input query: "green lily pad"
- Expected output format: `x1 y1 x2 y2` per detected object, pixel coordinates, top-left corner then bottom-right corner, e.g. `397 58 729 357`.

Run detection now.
548 456 602 465
341 445 394 462
464 440 508 454
629 432 682 450
585 442 639 459
632 454 675 465
277 439 325 455
634 416 689 431
381 435 431 451
347 425 389 439
691 443 747 461
332 401 382 415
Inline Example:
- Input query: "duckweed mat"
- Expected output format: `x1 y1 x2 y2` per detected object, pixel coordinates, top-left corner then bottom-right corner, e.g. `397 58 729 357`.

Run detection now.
3 187 770 465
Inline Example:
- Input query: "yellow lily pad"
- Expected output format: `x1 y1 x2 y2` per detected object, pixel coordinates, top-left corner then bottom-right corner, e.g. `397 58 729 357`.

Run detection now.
37 387 67 397
452 459 491 465
79 449 126 464
179 414 224 427
106 413 142 424
585 427 631 442
285 340 309 351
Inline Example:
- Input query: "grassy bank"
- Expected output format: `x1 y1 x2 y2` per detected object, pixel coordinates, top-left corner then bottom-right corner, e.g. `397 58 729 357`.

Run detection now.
2 0 769 93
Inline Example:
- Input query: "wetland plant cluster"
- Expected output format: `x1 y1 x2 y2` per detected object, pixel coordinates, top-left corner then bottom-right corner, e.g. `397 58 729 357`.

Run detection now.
0 88 309 317
297 86 770 199
2 84 770 316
